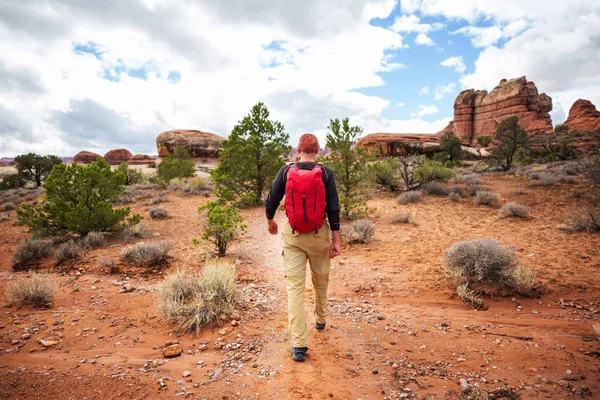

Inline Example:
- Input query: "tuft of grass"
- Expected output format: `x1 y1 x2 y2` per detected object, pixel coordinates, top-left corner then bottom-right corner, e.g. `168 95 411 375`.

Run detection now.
511 265 536 294
5 274 58 308
1 202 16 211
98 257 118 273
560 209 600 233
122 225 149 240
341 220 375 244
82 232 105 249
168 177 213 196
499 202 529 218
156 260 237 333
461 173 481 185
448 192 460 202
121 241 173 268
465 183 482 197
391 211 412 224
54 240 81 266
12 238 52 271
396 190 423 204
456 283 485 310
421 182 449 196
150 192 169 205
475 191 499 207
149 206 169 220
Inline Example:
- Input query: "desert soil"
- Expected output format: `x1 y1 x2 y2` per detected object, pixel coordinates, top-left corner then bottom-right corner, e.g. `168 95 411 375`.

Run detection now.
0 174 599 400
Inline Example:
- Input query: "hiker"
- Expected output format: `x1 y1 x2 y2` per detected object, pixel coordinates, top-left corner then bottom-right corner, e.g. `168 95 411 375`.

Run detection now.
265 133 341 362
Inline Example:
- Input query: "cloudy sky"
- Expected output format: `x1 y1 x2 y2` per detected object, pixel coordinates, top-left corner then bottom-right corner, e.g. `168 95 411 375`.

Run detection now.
1 0 599 157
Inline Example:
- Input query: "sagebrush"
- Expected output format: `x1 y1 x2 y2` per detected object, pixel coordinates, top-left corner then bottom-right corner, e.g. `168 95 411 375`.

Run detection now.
121 241 173 268
475 191 499 206
12 238 52 271
397 190 423 204
149 206 169 220
54 240 81 266
392 212 412 224
5 274 58 308
499 202 529 218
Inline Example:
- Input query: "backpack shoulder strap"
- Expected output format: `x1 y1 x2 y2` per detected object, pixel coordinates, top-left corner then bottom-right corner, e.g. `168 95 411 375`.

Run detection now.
317 163 329 183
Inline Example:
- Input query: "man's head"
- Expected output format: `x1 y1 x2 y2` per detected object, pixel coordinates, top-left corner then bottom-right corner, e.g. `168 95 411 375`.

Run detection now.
298 133 319 154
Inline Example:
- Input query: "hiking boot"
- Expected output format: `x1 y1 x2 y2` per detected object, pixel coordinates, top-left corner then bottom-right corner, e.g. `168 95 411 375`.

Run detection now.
290 347 308 362
315 322 326 331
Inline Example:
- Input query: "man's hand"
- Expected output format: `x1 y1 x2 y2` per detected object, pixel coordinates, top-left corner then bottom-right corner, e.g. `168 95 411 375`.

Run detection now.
329 231 341 258
267 219 278 235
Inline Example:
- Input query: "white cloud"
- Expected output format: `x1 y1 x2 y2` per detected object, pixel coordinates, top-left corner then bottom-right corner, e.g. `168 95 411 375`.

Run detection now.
391 14 442 33
415 33 435 46
440 56 466 73
411 104 439 117
453 19 529 47
434 82 457 100
396 102 405 107
419 86 430 96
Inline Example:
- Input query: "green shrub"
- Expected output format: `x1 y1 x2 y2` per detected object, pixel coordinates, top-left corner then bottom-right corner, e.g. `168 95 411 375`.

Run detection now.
116 163 146 185
370 158 401 191
413 160 452 184
149 206 169 220
438 131 462 164
12 238 52 271
156 260 237 333
554 123 569 133
198 201 246 257
121 241 173 268
5 274 58 308
16 158 140 236
477 136 492 147
488 116 529 171
54 240 81 266
157 147 196 181
148 162 157 168
396 190 423 204
0 174 26 191
499 202 529 218
15 153 62 187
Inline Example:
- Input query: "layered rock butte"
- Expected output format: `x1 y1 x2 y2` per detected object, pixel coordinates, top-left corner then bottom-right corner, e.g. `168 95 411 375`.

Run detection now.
127 154 157 165
156 130 224 158
564 99 600 132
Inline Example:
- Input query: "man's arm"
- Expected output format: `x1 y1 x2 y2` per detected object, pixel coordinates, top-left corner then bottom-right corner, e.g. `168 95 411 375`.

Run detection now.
265 166 287 235
325 168 341 258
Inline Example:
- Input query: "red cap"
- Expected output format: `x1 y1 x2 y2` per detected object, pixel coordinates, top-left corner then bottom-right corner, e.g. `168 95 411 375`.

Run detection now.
298 133 319 154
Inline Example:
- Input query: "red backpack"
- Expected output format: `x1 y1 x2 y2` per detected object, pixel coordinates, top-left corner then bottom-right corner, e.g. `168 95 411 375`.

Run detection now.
284 163 327 233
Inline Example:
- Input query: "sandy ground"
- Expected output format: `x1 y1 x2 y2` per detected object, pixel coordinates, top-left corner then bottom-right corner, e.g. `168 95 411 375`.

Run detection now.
0 174 599 399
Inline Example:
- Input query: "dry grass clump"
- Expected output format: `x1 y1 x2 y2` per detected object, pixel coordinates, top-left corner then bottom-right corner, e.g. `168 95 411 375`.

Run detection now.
391 211 412 224
12 238 52 271
1 202 16 211
461 173 481 185
448 192 461 202
530 176 556 186
341 219 375 243
5 274 58 308
555 175 578 184
421 182 449 196
156 260 237 333
121 241 173 268
82 232 105 249
54 240 81 266
475 191 499 206
499 202 529 218
149 206 169 220
444 239 535 308
560 209 600 233
150 192 169 205
449 185 463 196
118 187 154 204
98 257 118 273
456 283 484 310
396 190 423 204
122 225 149 240
168 177 213 196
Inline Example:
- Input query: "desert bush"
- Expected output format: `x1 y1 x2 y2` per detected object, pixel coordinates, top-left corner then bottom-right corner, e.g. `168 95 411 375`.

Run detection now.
456 283 484 310
530 176 556 186
499 202 529 218
561 209 600 233
465 183 481 197
449 185 463 196
461 173 482 185
391 212 412 224
54 240 81 266
0 174 26 191
5 274 58 308
156 260 237 333
556 175 578 184
169 177 213 196
475 191 499 206
351 219 375 243
512 265 536 293
98 257 118 273
157 147 196 182
370 158 401 191
414 160 453 184
448 192 460 202
150 192 169 205
477 136 492 147
81 231 104 249
122 225 149 240
396 190 423 204
14 153 62 187
149 206 169 220
198 202 246 256
148 162 157 168
116 163 146 185
444 239 517 287
554 123 569 133
421 181 449 196
17 158 140 236
120 241 173 268
12 238 52 271
1 202 16 211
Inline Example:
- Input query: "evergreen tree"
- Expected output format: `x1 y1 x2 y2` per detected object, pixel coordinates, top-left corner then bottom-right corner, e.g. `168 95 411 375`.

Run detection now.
489 116 529 171
211 102 290 207
438 131 462 166
15 153 62 187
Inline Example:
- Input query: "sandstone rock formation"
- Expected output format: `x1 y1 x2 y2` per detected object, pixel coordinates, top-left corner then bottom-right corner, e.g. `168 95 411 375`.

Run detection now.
563 99 600 132
74 151 102 164
357 133 484 159
104 149 133 165
443 76 553 144
156 130 224 158
127 154 157 165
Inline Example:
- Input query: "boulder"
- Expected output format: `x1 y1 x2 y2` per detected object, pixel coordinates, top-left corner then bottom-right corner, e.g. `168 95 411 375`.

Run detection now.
443 76 553 144
74 151 102 164
162 343 183 358
104 149 133 165
563 99 600 132
128 154 157 165
156 130 224 158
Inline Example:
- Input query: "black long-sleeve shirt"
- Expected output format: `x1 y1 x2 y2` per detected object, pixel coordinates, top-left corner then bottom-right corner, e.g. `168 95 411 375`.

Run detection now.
265 163 340 231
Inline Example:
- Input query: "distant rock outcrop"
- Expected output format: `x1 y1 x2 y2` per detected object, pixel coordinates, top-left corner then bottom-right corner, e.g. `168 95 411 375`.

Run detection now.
104 149 133 165
74 151 102 164
563 99 600 132
357 133 484 159
156 130 224 158
128 154 157 165
443 76 553 144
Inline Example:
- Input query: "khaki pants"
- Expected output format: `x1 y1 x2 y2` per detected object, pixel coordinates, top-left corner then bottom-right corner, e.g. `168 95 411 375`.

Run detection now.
281 221 331 348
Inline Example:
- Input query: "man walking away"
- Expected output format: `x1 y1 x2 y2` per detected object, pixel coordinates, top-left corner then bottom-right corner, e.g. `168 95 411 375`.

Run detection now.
265 133 341 362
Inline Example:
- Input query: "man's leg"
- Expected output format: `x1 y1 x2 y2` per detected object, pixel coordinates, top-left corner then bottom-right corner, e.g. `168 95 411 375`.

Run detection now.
310 270 329 326
306 222 332 328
